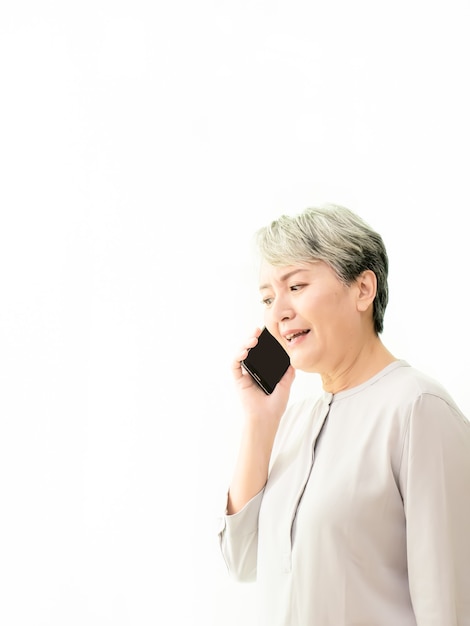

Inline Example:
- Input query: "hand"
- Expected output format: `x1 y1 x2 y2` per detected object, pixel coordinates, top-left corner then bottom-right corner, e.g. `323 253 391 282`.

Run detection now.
232 328 295 427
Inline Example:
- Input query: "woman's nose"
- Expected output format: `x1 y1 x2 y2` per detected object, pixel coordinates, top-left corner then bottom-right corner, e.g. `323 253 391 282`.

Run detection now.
270 297 294 322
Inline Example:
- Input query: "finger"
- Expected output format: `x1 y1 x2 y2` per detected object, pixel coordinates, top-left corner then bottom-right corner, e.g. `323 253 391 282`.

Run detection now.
232 329 261 365
231 328 264 382
277 365 296 390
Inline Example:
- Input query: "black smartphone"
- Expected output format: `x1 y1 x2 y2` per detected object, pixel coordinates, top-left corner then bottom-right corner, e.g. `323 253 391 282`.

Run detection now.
241 327 290 395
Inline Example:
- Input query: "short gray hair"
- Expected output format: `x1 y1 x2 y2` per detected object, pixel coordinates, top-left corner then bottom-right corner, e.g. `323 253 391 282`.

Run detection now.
255 204 389 334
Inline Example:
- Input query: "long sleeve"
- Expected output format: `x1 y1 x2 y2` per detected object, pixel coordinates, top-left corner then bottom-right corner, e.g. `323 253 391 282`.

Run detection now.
218 489 264 582
400 392 470 625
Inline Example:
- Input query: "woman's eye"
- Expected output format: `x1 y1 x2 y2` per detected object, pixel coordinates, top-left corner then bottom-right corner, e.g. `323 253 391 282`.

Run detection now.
290 284 304 292
261 297 274 306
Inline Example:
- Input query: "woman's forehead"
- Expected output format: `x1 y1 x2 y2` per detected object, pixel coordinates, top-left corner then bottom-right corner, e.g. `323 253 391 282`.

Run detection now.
258 261 324 289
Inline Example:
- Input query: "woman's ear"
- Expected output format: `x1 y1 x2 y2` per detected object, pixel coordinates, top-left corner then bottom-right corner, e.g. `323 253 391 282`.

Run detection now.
356 270 377 312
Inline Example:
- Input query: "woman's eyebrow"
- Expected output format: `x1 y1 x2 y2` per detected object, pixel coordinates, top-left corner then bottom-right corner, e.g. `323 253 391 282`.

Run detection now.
259 268 310 291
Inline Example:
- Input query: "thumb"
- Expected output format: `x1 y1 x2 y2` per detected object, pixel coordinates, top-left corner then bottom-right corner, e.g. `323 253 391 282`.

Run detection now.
276 365 296 393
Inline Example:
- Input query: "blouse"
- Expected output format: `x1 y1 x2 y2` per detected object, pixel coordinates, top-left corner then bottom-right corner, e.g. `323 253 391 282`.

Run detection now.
218 360 470 625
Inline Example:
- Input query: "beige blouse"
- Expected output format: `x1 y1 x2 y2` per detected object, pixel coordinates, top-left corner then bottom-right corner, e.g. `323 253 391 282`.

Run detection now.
218 361 470 625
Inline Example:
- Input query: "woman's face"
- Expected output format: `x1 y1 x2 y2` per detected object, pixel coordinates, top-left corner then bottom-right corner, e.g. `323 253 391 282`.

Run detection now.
259 260 362 375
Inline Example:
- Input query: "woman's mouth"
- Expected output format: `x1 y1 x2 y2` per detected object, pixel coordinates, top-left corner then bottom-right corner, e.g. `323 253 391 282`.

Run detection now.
285 330 310 342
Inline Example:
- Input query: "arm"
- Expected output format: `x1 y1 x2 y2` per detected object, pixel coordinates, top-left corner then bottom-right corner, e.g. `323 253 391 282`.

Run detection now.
218 489 264 581
227 405 285 514
227 329 295 514
400 393 470 625
218 329 295 581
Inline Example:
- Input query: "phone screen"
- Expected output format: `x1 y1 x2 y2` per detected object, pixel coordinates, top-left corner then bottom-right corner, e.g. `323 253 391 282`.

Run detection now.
241 327 290 394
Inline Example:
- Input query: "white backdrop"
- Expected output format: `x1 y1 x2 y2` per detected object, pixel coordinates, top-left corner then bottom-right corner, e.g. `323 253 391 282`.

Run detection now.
1 1 469 625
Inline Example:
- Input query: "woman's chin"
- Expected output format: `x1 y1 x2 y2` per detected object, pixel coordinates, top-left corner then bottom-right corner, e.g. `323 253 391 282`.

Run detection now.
289 355 318 374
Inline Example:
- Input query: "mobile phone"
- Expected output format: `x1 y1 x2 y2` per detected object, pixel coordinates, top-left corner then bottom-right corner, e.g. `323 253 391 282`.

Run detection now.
241 327 290 395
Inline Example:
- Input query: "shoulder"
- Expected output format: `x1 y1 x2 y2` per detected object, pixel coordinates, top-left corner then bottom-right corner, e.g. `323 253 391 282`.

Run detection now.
332 361 469 438
377 361 464 411
386 363 470 433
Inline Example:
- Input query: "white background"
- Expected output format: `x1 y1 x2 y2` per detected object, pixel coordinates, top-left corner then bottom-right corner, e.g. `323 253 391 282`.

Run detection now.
1 1 469 625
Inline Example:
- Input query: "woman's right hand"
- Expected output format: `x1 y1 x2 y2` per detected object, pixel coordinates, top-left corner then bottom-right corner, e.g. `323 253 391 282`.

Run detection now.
231 328 295 429
227 328 295 514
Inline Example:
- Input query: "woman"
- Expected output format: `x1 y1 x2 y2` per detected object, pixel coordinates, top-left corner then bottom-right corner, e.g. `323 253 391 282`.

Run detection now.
218 204 470 625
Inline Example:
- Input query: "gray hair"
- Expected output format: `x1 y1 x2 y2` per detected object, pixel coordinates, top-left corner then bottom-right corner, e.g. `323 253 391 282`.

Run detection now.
255 204 389 334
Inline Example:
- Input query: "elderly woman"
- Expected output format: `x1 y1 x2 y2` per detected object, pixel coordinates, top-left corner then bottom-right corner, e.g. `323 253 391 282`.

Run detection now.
218 204 470 625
